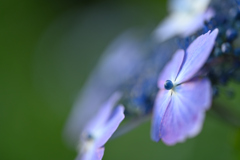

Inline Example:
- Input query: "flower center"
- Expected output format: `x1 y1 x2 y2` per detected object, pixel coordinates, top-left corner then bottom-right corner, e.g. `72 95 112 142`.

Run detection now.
164 80 174 90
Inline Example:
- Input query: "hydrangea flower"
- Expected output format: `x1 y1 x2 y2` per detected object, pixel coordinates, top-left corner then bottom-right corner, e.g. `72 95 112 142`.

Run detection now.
76 93 125 160
151 29 219 145
153 0 213 42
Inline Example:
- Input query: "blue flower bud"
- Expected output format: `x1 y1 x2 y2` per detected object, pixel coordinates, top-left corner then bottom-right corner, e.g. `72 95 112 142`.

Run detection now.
226 28 238 42
229 8 240 20
234 48 240 56
212 86 219 97
221 42 232 54
214 47 223 57
164 80 174 90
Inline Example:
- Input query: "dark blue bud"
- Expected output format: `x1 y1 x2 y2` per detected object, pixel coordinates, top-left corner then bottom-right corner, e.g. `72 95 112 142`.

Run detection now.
215 37 223 47
164 80 174 90
207 18 217 30
234 48 240 56
229 8 240 20
86 133 94 140
219 75 229 85
82 132 94 141
233 70 240 82
214 47 223 57
234 20 240 30
226 28 238 42
221 43 232 54
212 86 219 97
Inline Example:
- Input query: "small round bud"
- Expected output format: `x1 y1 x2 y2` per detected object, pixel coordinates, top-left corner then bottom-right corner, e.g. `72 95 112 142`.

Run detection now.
164 80 174 90
81 132 94 141
234 48 240 56
229 8 240 20
221 42 232 54
226 28 238 42
214 47 223 57
212 86 219 97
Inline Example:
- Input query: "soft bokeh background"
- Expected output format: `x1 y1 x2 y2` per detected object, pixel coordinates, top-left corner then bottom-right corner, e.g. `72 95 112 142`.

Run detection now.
1 0 240 159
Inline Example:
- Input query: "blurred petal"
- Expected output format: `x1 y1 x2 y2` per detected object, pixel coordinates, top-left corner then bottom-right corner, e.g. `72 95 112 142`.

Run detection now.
158 50 184 89
154 0 211 42
96 147 105 160
97 105 125 147
84 93 122 134
154 13 193 42
182 8 215 37
151 90 172 142
176 29 218 84
169 0 210 13
160 78 211 145
64 31 146 147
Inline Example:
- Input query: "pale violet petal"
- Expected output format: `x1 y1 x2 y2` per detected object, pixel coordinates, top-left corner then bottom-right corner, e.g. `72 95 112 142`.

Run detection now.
158 49 184 89
84 92 122 134
176 29 219 84
181 8 215 37
151 90 172 142
96 147 105 160
175 78 212 110
96 105 125 147
153 13 194 42
169 0 210 13
154 0 211 42
160 78 211 145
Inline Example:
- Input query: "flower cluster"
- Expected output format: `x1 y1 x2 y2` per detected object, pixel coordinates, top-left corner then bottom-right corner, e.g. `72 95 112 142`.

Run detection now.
64 0 240 159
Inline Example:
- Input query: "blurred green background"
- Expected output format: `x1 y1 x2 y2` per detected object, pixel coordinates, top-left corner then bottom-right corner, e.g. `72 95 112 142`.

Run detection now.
0 0 240 159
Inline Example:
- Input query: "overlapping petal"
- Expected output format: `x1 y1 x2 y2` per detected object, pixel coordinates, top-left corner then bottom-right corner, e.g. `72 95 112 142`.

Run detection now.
158 50 184 89
96 148 105 160
84 93 121 134
97 105 125 147
176 29 219 84
157 78 211 145
77 93 125 160
151 90 172 142
154 0 211 42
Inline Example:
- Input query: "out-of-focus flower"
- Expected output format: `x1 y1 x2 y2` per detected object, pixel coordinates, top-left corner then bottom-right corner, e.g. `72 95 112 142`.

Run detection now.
64 31 146 147
154 0 213 42
151 29 218 145
76 93 125 160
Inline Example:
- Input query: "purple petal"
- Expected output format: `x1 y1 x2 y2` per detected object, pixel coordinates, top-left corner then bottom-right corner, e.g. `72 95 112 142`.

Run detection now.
151 90 172 142
176 29 218 84
160 78 211 145
84 92 121 134
96 105 125 147
158 50 184 89
96 147 105 160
